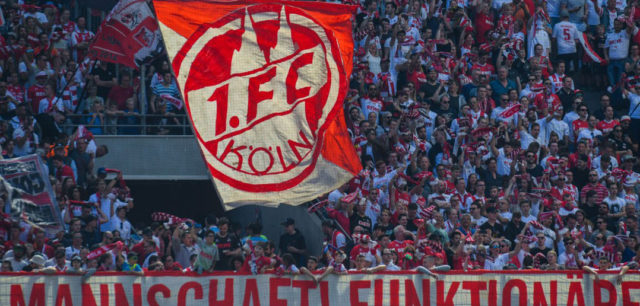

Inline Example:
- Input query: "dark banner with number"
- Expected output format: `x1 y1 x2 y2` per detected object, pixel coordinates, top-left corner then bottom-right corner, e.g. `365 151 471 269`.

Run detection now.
0 155 63 236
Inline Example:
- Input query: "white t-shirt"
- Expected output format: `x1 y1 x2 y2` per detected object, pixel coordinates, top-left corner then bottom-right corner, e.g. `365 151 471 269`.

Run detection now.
89 193 114 232
603 196 626 214
110 216 132 242
496 148 513 176
484 253 510 270
577 128 602 142
520 130 546 150
558 252 579 268
628 92 640 119
65 246 81 260
606 30 636 60
586 0 605 26
553 21 579 55
545 118 570 140
23 11 48 24
360 98 383 123
471 215 488 227
38 97 64 114
521 214 537 224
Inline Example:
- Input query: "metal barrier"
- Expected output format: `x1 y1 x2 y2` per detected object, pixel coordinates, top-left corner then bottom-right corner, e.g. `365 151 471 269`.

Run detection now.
64 113 193 135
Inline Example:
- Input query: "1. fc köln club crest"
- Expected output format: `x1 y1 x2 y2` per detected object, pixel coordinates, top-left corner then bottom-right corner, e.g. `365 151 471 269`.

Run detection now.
155 0 361 208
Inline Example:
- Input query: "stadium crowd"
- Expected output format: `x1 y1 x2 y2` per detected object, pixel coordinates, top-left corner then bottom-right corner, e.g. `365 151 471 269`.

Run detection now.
1 0 640 282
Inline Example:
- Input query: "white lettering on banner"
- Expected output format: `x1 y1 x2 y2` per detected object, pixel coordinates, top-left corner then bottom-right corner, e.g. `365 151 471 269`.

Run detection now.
2 271 640 305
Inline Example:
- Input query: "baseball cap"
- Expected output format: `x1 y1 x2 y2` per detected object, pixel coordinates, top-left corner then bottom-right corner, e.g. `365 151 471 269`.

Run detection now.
97 167 107 176
281 218 295 226
621 115 631 122
30 255 45 266
35 71 48 79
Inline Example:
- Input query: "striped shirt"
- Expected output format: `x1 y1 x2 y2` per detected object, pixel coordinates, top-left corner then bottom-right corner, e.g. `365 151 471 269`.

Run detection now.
152 82 181 112
580 183 609 204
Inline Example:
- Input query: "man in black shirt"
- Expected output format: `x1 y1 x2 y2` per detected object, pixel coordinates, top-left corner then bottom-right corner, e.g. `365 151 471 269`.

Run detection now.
91 61 117 98
420 68 441 102
525 151 544 178
214 218 241 270
406 203 419 232
480 207 504 238
350 201 373 234
529 232 552 257
504 211 525 242
278 218 307 267
581 190 600 223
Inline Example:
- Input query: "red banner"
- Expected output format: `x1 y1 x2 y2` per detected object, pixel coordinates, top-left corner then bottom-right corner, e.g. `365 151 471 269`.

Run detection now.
154 0 361 208
2 271 640 305
89 0 163 67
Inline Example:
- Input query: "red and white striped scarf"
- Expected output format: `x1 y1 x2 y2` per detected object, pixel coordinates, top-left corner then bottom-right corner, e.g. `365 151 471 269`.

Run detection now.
87 241 124 260
151 212 194 225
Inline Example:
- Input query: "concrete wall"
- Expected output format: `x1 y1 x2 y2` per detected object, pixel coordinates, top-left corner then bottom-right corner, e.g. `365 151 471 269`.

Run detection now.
93 135 209 180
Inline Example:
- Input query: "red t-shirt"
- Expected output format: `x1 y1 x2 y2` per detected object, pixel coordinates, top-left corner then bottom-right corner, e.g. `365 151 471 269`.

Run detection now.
596 119 619 134
534 92 561 112
388 240 412 255
56 165 75 183
572 120 589 139
27 84 46 113
471 62 495 78
350 244 376 261
107 85 134 110
475 13 494 43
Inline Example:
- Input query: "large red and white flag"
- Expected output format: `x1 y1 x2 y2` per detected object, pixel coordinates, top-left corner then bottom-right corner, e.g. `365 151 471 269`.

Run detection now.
154 0 361 209
89 0 163 68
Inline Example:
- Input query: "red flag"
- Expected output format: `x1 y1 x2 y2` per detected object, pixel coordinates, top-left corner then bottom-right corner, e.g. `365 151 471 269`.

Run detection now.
155 0 360 208
89 0 163 67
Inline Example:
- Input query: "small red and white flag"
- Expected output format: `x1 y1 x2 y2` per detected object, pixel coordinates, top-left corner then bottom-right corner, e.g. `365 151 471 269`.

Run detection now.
577 32 604 64
499 104 521 119
87 241 124 260
160 94 184 110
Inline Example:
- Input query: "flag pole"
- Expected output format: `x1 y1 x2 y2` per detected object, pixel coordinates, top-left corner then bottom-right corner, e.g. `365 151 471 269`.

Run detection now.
74 60 98 114
140 64 147 135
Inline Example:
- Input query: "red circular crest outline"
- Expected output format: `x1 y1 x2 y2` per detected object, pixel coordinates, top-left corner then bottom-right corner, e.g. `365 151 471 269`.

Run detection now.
172 4 347 192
